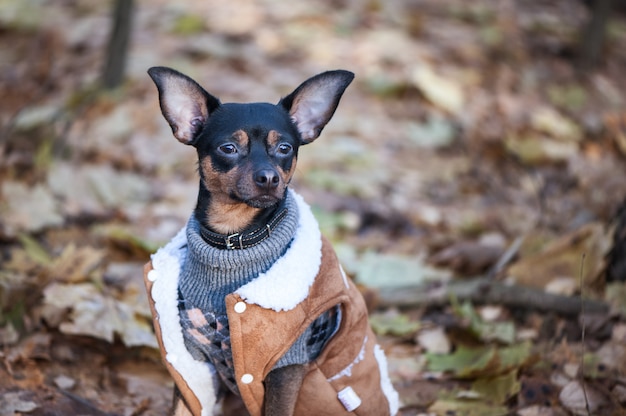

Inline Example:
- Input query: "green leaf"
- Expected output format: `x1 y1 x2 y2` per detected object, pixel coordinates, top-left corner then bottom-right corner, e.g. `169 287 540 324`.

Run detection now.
428 397 508 416
453 301 516 344
471 371 521 404
426 342 532 378
18 233 52 265
353 251 451 289
497 341 532 370
172 14 205 35
406 115 456 149
426 345 498 378
370 310 421 337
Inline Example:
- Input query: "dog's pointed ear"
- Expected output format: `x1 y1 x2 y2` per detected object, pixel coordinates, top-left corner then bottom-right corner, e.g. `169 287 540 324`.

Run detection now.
148 67 220 145
279 70 354 144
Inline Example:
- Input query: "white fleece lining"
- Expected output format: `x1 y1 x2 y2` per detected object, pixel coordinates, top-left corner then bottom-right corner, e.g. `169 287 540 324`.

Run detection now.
374 344 400 415
150 227 218 416
148 190 322 414
235 190 323 311
327 335 368 382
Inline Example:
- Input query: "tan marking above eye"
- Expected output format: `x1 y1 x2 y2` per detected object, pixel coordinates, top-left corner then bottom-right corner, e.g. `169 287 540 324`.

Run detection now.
267 130 281 147
231 130 249 147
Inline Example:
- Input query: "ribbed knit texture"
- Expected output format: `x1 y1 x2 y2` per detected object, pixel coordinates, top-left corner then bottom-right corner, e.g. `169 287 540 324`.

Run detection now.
178 193 299 315
177 192 340 394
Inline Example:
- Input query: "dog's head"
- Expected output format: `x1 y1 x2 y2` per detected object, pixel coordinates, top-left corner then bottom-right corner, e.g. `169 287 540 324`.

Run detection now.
148 67 353 232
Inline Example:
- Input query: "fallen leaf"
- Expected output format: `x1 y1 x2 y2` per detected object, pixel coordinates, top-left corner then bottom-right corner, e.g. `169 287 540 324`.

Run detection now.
506 223 609 294
559 380 608 416
387 355 427 383
426 342 532 378
13 104 59 131
48 163 152 217
412 65 465 114
0 181 63 236
471 370 520 404
428 397 508 416
311 206 361 239
406 115 456 149
352 251 451 289
426 345 497 378
18 233 52 265
430 240 504 275
605 282 626 318
171 14 205 35
54 375 76 390
454 301 516 344
416 326 451 354
505 134 579 165
42 283 157 348
369 309 421 337
547 84 587 112
0 0 46 29
0 392 38 416
47 244 106 283
544 277 577 296
531 107 582 142
517 405 565 416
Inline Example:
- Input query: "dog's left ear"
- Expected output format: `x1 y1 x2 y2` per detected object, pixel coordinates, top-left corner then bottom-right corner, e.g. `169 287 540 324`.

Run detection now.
279 70 354 144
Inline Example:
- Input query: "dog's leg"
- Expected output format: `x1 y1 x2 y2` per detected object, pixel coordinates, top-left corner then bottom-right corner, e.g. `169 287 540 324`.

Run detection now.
171 386 194 416
264 364 306 416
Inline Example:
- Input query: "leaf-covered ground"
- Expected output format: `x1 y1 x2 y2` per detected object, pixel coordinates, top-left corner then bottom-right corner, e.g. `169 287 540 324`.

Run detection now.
2 1 626 415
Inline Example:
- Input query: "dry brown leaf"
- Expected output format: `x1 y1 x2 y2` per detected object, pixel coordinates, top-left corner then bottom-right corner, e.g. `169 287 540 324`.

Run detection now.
517 405 568 416
0 182 63 237
42 283 157 348
506 223 610 293
0 392 38 416
416 327 451 354
46 244 107 283
430 240 504 275
412 65 465 114
558 381 608 416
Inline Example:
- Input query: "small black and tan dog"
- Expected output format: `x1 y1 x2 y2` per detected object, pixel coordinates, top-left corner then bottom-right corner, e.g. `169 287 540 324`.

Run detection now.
144 67 398 416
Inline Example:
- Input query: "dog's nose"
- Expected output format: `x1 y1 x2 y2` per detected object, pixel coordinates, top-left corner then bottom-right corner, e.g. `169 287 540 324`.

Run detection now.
254 169 280 189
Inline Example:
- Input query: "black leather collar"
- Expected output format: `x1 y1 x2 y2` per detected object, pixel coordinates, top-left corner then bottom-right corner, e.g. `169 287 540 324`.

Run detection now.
198 208 289 250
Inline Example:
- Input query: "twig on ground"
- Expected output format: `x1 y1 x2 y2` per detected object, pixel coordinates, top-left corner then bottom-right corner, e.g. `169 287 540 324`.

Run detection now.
486 235 524 279
376 276 609 316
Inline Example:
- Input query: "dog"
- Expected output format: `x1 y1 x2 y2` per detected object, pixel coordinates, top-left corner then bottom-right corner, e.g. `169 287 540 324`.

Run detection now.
143 67 399 416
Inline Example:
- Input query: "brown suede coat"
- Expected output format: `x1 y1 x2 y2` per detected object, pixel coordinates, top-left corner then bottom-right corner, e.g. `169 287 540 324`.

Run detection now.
144 237 394 416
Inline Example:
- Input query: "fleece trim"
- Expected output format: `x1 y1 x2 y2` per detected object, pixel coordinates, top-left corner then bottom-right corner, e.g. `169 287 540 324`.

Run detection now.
235 189 323 311
148 227 217 416
374 344 401 415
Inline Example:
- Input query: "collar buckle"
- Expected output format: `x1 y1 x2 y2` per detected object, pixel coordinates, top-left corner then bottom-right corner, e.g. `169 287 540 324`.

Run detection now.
225 233 242 250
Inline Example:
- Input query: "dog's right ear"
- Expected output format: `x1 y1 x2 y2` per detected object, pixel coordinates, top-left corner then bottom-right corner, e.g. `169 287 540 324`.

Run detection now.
148 67 220 145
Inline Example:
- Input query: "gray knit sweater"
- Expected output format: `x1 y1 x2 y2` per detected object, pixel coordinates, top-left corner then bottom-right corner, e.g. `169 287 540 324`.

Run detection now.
179 193 299 314
176 193 338 395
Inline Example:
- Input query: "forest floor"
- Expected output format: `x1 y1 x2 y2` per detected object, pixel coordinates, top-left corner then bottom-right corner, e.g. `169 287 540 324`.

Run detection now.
2 0 626 415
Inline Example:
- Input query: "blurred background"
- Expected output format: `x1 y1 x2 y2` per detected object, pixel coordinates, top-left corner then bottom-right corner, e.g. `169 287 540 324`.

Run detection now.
2 0 626 414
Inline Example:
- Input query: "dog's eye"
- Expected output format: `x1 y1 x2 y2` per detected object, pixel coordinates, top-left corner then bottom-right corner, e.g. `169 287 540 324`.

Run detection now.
277 143 293 155
219 144 238 155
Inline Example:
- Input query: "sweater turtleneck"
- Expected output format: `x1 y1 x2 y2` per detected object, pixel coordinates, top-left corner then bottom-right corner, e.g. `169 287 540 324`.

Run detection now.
178 192 299 315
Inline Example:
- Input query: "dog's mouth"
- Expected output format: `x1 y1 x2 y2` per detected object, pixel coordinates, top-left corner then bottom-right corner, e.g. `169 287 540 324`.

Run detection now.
245 193 282 209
